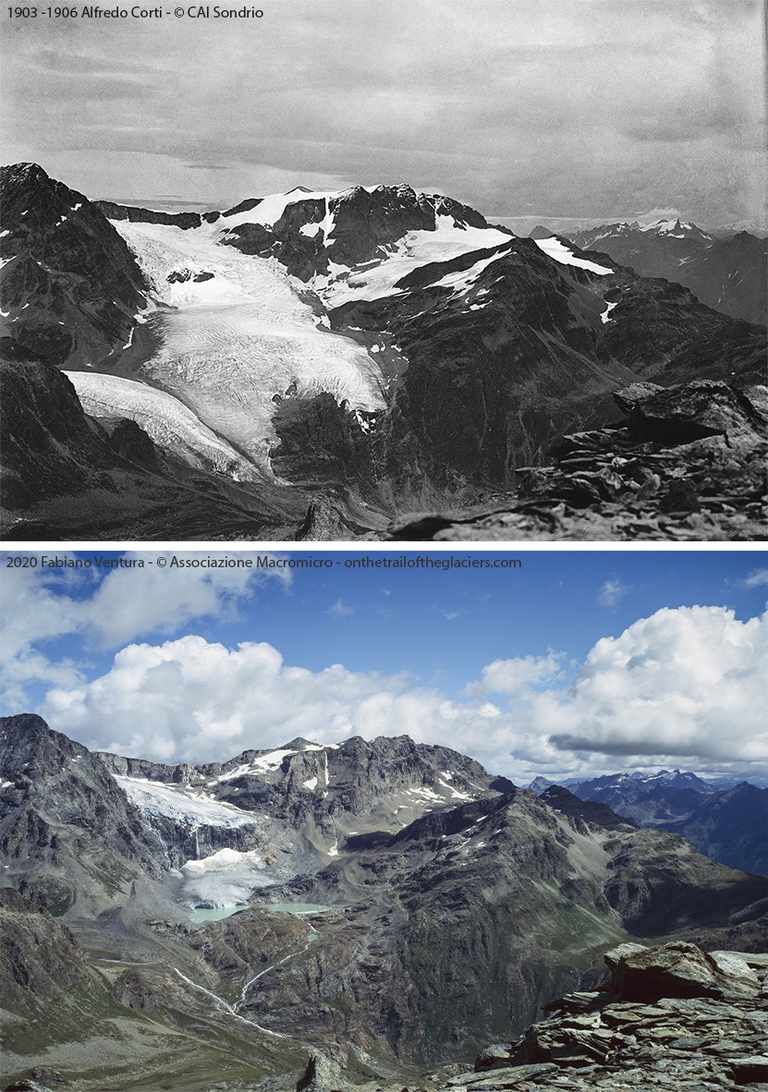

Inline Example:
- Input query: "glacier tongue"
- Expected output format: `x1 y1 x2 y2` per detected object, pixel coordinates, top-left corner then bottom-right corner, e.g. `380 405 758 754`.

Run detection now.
64 370 263 482
114 775 262 829
181 847 273 907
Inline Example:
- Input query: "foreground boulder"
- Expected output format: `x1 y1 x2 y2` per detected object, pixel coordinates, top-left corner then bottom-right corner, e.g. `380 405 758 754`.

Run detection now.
603 940 760 1001
297 1053 352 1092
389 380 768 541
468 942 768 1089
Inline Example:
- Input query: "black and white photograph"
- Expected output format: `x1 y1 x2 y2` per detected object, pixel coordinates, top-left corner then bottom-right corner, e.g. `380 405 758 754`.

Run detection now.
1 0 766 541
1 547 767 1090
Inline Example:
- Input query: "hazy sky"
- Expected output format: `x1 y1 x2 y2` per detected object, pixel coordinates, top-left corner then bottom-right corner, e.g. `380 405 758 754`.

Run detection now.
1 0 765 227
2 549 766 783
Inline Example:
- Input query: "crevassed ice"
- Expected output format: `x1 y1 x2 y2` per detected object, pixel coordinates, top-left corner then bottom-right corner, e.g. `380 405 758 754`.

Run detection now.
109 219 387 469
114 775 258 828
64 370 262 483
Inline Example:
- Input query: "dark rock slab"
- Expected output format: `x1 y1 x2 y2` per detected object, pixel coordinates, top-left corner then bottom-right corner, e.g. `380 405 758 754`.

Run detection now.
604 941 760 1001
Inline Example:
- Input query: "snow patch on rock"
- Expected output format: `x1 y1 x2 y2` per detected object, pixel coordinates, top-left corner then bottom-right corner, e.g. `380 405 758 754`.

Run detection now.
534 237 614 274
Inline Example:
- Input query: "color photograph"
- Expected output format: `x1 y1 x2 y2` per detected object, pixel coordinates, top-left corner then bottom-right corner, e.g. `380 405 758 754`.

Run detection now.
1 547 767 1089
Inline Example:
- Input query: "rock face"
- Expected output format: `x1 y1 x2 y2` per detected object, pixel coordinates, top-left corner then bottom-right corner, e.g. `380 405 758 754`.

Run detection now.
0 713 167 915
95 198 221 230
297 1052 351 1092
538 786 639 833
462 942 768 1090
0 163 148 368
602 940 760 1000
570 219 768 326
388 379 768 541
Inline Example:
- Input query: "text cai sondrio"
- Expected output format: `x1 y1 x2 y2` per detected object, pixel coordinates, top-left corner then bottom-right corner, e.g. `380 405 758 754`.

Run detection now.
186 5 263 15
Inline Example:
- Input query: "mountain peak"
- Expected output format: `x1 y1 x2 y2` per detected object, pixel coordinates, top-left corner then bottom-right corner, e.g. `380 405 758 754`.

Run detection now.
1 161 51 186
281 736 323 751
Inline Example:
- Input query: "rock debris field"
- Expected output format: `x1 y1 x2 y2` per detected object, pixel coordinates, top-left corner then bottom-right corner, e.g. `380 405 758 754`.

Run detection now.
10 941 765 1092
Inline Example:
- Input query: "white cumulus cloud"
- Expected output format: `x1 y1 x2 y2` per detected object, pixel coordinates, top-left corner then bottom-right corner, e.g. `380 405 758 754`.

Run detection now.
40 635 517 764
0 554 289 708
528 606 768 765
464 653 563 697
11 588 767 783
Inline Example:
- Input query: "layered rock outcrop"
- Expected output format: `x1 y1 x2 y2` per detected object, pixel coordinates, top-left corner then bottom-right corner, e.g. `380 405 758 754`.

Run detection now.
460 942 768 1090
389 380 768 540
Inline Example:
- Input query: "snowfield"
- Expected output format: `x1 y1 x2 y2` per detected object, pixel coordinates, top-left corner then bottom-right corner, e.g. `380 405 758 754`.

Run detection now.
114 775 261 829
534 237 614 275
314 214 515 307
218 186 347 232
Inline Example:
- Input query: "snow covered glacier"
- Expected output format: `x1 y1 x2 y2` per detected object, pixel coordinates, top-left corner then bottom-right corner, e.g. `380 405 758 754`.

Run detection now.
67 183 613 483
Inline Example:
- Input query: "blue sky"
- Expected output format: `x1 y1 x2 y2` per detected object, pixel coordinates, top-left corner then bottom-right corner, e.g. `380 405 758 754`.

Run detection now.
2 549 766 782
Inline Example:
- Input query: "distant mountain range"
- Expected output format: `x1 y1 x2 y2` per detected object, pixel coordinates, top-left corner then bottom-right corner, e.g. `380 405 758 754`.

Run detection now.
530 769 768 875
566 219 767 326
2 164 766 541
2 713 766 1090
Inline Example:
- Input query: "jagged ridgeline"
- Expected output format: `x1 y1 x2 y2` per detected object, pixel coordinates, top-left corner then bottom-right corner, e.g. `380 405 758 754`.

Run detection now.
1 713 766 1092
1 163 766 541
